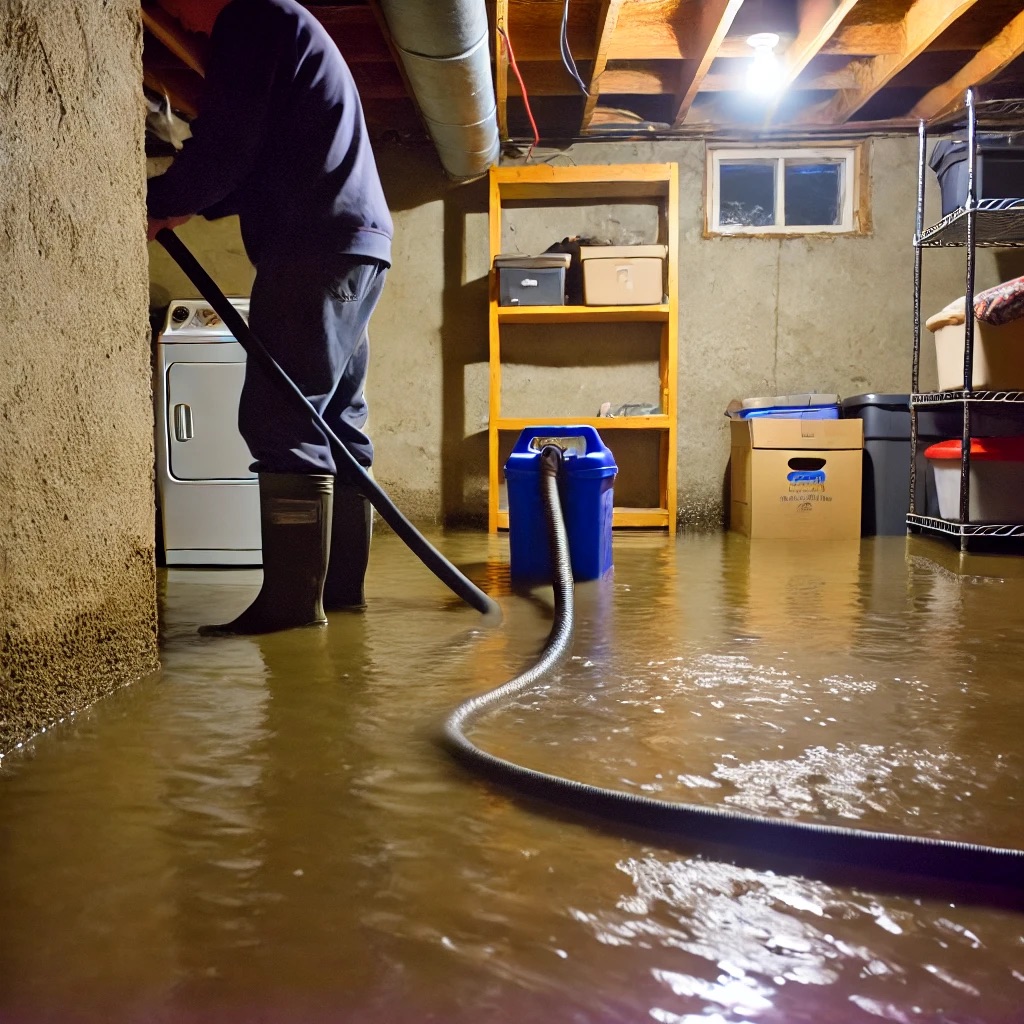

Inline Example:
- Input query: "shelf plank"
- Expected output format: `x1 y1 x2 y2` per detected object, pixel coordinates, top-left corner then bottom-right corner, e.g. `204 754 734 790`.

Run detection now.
496 507 670 529
907 513 1024 537
496 303 670 323
494 416 671 431
493 163 674 200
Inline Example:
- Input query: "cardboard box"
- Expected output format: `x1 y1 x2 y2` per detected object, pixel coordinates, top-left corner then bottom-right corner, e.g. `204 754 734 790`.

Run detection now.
730 418 864 539
580 245 666 305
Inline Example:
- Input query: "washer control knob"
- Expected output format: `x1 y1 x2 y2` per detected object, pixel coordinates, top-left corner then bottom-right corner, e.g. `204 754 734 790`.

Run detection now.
170 305 190 324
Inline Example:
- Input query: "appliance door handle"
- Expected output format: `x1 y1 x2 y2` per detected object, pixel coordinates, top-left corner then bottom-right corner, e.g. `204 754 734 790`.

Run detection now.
173 403 194 442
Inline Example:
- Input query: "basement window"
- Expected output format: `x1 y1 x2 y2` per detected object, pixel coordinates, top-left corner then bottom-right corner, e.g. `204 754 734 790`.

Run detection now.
706 145 865 236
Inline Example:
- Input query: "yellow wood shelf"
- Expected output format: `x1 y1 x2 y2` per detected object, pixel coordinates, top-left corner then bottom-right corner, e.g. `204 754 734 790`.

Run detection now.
494 416 671 431
495 507 671 530
487 163 679 534
492 163 674 201
496 304 670 323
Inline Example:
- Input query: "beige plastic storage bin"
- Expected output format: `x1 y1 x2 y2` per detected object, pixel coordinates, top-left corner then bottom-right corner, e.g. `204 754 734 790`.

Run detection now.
580 245 667 306
926 296 1024 390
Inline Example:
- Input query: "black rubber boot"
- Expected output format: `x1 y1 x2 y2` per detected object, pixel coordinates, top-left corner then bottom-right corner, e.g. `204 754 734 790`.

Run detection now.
200 473 333 636
322 479 371 611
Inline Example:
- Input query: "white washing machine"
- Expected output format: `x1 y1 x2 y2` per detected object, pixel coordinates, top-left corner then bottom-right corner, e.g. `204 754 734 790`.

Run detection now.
155 298 261 566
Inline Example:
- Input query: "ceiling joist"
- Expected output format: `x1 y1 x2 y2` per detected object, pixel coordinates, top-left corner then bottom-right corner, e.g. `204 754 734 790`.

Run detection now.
142 2 1024 158
140 2 206 77
672 0 746 126
785 0 861 79
799 0 982 125
911 7 1024 123
580 0 627 133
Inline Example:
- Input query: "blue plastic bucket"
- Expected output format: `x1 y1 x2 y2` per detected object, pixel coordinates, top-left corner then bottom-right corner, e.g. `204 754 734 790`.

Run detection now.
504 426 618 583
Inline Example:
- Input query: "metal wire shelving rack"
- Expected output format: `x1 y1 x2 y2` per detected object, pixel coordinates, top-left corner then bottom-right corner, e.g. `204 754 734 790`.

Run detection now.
909 89 1024 548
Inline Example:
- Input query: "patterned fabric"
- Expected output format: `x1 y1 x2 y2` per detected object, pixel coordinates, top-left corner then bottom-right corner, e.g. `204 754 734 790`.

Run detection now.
975 275 1024 325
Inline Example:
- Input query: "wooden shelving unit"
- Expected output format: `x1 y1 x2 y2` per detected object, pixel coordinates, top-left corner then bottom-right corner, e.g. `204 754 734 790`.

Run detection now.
487 163 679 532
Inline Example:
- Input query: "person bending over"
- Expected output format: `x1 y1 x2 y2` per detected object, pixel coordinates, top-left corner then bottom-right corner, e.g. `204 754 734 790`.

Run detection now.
148 0 392 635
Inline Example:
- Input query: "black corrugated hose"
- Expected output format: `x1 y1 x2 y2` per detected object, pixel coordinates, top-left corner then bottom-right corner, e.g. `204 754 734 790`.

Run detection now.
156 229 500 619
442 447 1024 894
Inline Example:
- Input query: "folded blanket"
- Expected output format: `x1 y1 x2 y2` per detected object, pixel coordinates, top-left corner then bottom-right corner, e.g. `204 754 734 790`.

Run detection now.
925 276 1024 332
975 275 1024 325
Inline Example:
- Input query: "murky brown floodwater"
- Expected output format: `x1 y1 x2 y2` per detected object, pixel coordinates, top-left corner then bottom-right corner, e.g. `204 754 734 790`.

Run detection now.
2 530 1023 1023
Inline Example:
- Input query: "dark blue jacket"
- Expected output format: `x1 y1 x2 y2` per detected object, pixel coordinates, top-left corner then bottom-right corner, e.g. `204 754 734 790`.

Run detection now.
147 0 392 267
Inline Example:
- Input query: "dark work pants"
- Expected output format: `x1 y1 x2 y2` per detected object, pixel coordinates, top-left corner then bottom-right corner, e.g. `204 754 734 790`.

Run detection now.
239 253 388 474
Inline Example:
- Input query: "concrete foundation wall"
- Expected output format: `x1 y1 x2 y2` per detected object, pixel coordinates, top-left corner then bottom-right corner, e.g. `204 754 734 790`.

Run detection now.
0 1 158 754
147 136 1009 530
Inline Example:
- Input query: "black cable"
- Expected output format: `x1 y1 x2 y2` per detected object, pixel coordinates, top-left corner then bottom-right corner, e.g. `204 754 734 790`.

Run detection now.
442 448 1024 892
560 0 589 97
156 229 501 619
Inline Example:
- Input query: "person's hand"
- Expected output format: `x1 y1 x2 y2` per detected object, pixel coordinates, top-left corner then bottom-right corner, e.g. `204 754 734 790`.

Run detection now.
147 214 192 241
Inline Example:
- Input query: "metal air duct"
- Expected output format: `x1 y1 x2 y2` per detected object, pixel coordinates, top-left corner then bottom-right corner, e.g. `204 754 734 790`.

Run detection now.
376 0 500 180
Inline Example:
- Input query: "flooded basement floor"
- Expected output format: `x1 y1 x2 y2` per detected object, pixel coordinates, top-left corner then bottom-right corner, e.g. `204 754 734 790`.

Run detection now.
1 530 1024 1023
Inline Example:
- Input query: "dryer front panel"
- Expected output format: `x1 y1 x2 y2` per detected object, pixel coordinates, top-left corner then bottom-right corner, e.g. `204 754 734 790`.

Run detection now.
166 361 255 481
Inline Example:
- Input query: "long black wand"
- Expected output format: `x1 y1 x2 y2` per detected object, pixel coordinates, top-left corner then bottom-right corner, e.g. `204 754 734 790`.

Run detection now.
156 229 501 618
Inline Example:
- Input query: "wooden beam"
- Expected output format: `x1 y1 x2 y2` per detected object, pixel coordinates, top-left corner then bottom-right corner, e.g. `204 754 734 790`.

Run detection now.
496 0 509 141
143 68 199 119
684 91 920 133
759 0 860 125
595 66 676 95
363 3 421 115
911 7 1024 122
476 15 911 62
703 66 860 92
671 0 746 126
506 62 869 98
581 0 626 133
485 15 997 63
309 6 395 63
779 0 861 91
140 2 207 77
800 0 981 125
348 62 408 101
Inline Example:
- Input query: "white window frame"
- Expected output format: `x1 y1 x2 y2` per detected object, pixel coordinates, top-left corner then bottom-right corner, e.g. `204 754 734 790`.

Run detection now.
706 144 862 236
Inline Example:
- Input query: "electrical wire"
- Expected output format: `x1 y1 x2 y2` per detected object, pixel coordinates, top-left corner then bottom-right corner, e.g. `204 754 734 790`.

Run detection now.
560 0 589 96
497 25 539 161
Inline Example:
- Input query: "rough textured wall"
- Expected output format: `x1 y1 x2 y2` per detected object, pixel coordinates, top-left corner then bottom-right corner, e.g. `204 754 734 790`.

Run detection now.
146 136 1006 531
0 1 158 754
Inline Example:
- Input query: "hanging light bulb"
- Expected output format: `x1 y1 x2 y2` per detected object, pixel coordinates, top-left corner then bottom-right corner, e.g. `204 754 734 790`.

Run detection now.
746 33 782 96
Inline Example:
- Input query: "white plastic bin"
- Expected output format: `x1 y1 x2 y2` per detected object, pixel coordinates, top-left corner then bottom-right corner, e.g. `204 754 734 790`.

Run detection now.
924 437 1024 523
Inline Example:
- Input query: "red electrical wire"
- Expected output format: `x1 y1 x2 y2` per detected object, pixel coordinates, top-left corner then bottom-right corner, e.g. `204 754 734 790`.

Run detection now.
497 25 539 162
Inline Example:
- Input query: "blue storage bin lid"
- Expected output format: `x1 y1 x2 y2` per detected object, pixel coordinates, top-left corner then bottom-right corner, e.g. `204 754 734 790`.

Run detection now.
735 405 839 420
505 425 618 478
728 392 840 420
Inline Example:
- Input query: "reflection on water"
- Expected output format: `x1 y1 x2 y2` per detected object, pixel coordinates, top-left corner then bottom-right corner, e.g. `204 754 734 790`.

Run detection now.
1 530 1023 1022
